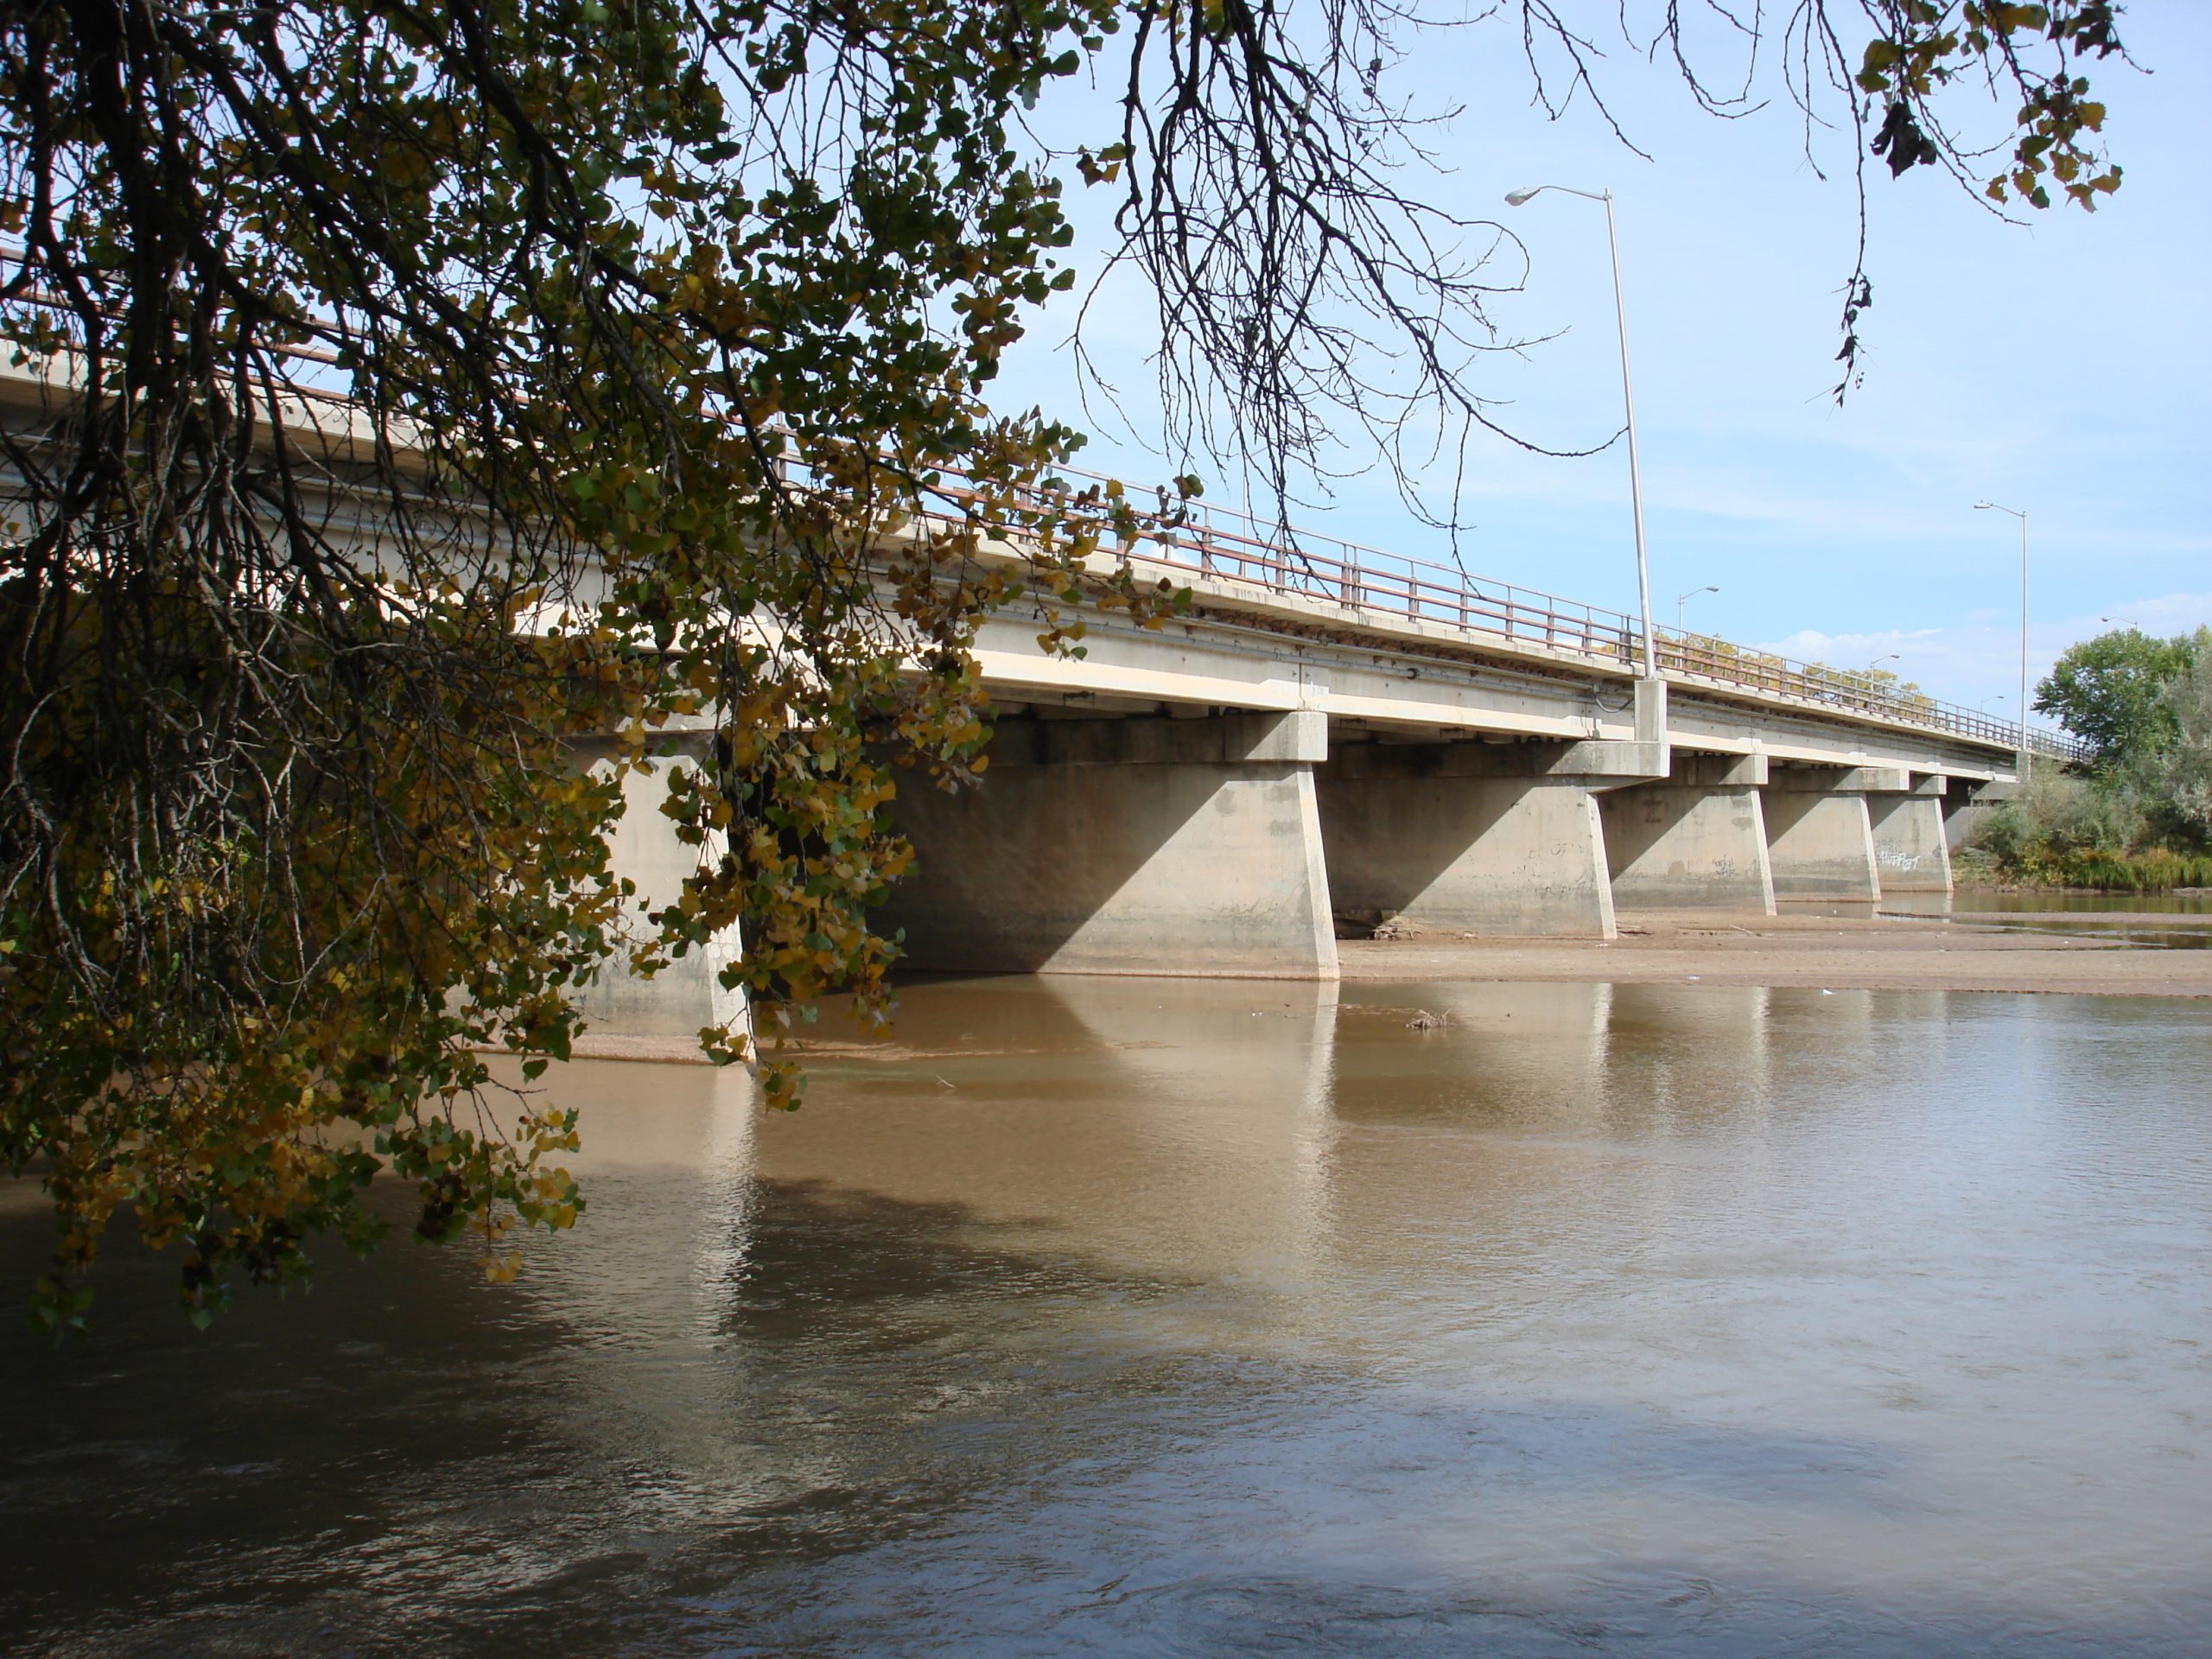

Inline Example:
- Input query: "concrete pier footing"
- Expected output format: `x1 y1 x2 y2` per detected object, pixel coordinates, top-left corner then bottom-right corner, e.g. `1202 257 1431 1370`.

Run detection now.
1317 742 1617 938
882 712 1339 979
1599 754 1777 913
1869 779 1955 893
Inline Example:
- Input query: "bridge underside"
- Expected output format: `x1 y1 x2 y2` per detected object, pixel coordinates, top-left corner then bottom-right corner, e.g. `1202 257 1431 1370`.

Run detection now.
855 690 1974 983
585 601 2005 1016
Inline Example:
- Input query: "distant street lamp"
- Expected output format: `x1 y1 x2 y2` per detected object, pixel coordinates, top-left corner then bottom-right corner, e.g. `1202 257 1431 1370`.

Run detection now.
1974 500 2031 779
1507 183 1656 679
1676 584 1719 632
1866 652 1900 676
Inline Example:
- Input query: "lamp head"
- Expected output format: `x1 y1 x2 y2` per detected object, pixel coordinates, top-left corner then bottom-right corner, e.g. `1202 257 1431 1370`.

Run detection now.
1504 187 1541 207
1974 501 1994 510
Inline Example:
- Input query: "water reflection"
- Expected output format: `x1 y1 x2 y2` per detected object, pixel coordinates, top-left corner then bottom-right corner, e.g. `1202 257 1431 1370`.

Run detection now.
3 978 2209 1656
1882 887 2212 945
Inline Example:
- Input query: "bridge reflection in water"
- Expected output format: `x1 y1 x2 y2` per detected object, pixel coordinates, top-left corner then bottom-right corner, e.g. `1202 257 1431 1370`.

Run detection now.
5 976 2206 1657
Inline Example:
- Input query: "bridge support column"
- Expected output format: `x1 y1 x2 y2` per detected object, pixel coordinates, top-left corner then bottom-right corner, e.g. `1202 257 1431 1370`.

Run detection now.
1763 766 1895 899
883 711 1338 979
1599 753 1777 913
1316 736 1669 938
1868 774 1954 893
569 737 749 1058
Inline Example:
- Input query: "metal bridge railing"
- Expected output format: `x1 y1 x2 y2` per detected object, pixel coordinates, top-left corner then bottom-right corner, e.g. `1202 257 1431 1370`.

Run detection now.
0 283 2087 768
952 464 2092 766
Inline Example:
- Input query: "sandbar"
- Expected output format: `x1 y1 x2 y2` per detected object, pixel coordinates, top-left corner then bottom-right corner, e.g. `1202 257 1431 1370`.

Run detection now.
1339 907 2212 998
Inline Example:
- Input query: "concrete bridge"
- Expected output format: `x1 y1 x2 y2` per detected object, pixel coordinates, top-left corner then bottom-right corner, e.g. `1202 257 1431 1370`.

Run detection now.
842 474 2060 988
0 359 2071 1038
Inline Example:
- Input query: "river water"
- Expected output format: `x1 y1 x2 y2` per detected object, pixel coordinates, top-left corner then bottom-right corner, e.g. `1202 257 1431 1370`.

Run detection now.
4 976 2209 1656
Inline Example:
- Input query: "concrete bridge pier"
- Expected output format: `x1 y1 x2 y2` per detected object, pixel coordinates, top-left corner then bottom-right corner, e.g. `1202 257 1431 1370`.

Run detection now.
881 709 1338 979
570 736 751 1057
1599 753 1777 914
1762 766 1892 899
1868 774 1955 893
1315 736 1657 938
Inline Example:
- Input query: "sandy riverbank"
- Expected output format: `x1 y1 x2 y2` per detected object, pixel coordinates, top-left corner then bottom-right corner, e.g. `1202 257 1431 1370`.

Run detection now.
1339 908 2212 997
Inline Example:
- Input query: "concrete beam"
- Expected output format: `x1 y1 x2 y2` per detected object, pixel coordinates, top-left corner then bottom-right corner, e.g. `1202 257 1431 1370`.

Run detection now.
1661 751 1768 788
1317 756 1616 938
1552 739 1671 783
1328 735 1665 783
1767 765 1912 793
992 709 1327 767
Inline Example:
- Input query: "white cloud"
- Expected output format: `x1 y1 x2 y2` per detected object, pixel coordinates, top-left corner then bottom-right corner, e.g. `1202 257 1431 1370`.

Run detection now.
1763 593 2212 709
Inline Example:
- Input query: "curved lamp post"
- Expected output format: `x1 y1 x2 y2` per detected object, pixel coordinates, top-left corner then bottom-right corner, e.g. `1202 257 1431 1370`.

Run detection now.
1677 584 1719 632
1974 500 2031 779
1508 184 1656 679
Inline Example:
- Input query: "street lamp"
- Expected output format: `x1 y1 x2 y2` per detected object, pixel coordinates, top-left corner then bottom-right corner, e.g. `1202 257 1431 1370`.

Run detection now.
1866 652 1900 676
1676 584 1719 632
1974 500 2031 779
1508 183 1656 679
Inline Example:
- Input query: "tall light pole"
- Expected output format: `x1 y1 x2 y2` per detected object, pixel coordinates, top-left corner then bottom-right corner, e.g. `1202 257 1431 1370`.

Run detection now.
1508 184 1656 679
1974 501 2031 779
1866 652 1900 676
1677 584 1719 632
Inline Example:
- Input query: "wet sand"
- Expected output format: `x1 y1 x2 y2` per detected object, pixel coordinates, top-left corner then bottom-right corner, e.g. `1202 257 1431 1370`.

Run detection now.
1341 908 2212 997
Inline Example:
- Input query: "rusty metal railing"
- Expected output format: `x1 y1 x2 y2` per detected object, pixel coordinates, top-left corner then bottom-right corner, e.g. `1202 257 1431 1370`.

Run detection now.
946 463 2090 765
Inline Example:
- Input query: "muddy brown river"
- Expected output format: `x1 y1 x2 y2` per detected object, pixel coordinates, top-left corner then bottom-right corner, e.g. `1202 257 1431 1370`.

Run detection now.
4 976 2209 1656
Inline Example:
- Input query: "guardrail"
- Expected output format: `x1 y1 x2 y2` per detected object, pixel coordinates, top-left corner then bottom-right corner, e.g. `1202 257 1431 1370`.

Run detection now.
0 272 2087 769
947 464 2089 766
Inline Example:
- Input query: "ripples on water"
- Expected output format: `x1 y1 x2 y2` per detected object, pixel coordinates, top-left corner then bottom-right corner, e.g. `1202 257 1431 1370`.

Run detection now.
4 979 2209 1656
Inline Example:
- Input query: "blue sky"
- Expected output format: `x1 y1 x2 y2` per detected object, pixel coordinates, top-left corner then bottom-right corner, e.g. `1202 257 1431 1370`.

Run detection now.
988 6 2211 718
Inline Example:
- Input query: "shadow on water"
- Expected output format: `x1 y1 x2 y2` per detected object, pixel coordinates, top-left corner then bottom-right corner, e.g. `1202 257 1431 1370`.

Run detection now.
3 978 2209 1656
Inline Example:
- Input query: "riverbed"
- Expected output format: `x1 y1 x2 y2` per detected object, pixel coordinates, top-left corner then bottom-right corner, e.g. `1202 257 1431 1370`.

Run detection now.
4 973 2209 1656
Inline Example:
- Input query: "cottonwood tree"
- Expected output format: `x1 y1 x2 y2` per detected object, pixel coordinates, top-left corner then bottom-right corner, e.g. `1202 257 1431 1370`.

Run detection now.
2037 626 2199 766
0 0 2133 1328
